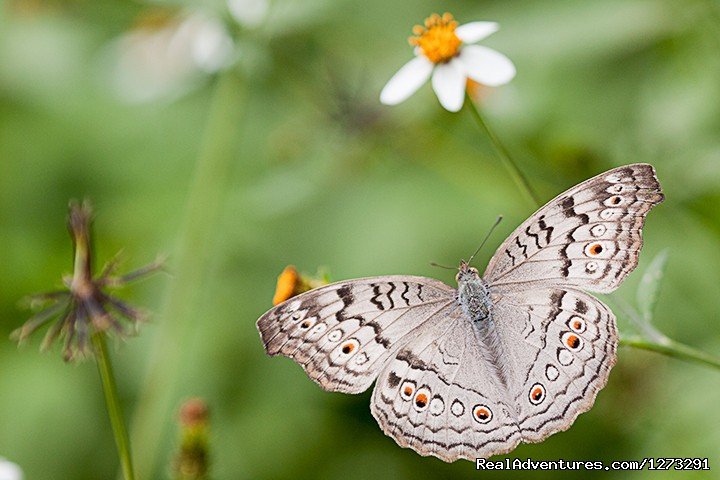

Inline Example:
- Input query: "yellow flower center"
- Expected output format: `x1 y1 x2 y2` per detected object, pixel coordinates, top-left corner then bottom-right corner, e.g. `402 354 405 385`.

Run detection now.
409 13 462 64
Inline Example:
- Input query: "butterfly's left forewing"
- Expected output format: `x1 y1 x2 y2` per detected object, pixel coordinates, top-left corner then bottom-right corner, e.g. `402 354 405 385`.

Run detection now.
484 163 663 293
257 276 455 394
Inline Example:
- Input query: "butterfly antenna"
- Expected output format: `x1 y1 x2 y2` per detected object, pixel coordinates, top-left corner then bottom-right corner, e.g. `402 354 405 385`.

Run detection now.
468 215 503 266
430 262 456 270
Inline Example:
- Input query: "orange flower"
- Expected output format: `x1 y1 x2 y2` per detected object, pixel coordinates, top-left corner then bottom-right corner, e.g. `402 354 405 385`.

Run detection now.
272 265 329 305
273 266 300 305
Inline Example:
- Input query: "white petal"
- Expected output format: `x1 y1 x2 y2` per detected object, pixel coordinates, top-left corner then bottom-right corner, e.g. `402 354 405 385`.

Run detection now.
0 458 23 480
431 60 466 112
380 56 433 105
189 17 234 72
457 45 516 87
227 0 269 28
455 22 499 44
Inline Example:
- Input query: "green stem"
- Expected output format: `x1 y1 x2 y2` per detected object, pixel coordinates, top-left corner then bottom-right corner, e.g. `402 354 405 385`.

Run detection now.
93 333 135 480
465 94 541 209
130 71 245 479
620 336 720 371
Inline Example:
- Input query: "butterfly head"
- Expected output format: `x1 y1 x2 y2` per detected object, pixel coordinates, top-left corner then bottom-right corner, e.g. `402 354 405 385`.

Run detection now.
456 260 480 283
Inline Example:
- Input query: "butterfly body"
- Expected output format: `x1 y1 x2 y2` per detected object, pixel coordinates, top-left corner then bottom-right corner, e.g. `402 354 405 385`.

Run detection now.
257 164 664 462
456 262 492 323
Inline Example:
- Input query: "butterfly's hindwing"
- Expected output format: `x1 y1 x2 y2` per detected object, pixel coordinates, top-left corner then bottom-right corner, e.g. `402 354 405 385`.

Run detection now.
257 276 455 394
485 164 663 293
371 308 523 461
493 287 617 443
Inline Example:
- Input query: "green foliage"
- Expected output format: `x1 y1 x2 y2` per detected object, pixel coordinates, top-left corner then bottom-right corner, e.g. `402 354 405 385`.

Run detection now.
636 249 669 327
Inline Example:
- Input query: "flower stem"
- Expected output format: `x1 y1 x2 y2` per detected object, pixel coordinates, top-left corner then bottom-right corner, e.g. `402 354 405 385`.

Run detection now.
464 94 541 209
92 332 135 480
130 71 246 479
620 336 720 371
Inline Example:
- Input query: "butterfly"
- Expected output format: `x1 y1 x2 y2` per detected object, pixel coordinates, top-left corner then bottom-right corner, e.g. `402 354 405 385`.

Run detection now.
256 163 663 462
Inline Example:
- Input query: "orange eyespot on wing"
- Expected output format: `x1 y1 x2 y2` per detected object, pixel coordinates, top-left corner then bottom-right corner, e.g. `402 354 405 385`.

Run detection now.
338 338 360 357
561 332 584 352
529 383 546 405
568 317 586 333
472 405 493 424
587 243 603 256
413 388 431 411
400 381 416 401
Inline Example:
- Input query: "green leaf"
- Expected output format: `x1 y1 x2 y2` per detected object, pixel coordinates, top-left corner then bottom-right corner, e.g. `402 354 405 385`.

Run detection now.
636 249 669 324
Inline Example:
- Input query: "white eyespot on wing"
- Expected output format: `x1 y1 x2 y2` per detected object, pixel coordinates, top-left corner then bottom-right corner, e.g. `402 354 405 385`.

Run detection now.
400 381 416 401
568 316 587 333
338 338 360 357
545 365 559 381
583 242 612 258
310 322 327 335
450 399 465 417
558 348 573 366
561 332 584 352
528 383 546 405
472 404 493 424
599 208 623 220
429 396 445 416
298 316 317 330
327 329 343 342
590 224 607 237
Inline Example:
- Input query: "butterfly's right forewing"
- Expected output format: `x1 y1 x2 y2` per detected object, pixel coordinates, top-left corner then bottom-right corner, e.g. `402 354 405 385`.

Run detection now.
257 276 455 394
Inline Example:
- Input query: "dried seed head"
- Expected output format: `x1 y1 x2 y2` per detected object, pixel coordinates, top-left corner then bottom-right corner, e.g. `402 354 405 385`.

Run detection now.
11 200 163 362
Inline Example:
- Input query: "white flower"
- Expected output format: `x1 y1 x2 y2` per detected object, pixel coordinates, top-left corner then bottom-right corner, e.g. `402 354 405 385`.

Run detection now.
0 457 23 480
106 11 234 103
227 0 270 28
380 13 516 112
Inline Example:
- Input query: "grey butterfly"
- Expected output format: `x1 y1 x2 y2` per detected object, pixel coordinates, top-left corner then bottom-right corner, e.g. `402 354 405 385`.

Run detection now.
256 163 663 461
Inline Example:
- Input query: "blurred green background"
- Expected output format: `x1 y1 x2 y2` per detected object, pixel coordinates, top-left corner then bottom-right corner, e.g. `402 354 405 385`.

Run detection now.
1 0 719 478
